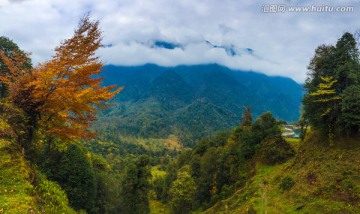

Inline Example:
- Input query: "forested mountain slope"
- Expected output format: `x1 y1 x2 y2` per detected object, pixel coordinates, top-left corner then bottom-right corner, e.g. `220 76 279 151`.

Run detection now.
97 64 302 146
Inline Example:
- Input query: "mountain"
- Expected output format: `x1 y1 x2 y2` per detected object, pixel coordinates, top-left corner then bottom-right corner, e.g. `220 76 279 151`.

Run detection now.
97 64 302 146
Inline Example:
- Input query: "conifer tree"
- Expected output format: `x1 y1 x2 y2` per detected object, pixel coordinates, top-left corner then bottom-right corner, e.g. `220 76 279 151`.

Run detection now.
120 155 151 214
241 106 252 127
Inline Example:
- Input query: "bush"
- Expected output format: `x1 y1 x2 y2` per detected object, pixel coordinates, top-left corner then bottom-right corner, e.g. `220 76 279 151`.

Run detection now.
35 174 75 213
258 136 295 165
280 176 295 191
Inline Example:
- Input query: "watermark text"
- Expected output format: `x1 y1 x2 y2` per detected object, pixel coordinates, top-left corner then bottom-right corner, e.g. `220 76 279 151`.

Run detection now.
261 5 354 13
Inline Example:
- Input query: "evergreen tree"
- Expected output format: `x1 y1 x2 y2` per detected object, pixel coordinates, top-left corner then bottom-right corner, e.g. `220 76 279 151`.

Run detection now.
121 155 151 214
241 106 252 127
57 143 97 213
341 85 360 135
334 32 359 92
92 154 121 214
252 112 281 141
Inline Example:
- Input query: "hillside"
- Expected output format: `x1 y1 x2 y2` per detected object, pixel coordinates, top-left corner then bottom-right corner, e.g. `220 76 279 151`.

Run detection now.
0 138 76 213
203 133 360 213
0 139 35 213
98 64 302 146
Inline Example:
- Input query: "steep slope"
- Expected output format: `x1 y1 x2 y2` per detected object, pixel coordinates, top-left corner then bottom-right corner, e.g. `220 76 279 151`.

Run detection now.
0 139 35 213
203 133 360 213
0 138 77 213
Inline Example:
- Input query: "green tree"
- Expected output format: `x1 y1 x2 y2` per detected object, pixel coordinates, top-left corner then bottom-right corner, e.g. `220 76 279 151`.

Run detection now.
251 112 281 145
341 85 360 135
241 106 252 127
334 32 359 92
258 136 295 165
198 147 221 205
121 155 151 214
169 165 197 214
91 154 121 214
57 143 97 213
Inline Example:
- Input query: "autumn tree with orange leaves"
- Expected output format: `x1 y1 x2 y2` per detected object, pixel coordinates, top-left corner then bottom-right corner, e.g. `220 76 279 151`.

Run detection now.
0 16 121 150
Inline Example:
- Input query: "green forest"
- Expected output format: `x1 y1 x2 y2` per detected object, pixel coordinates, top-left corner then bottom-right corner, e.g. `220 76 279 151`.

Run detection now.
0 17 359 214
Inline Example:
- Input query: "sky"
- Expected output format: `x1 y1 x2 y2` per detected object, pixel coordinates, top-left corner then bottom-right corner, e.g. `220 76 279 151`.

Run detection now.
0 0 360 83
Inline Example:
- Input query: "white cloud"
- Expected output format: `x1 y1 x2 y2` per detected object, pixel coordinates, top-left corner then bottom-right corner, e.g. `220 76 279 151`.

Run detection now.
1 0 360 82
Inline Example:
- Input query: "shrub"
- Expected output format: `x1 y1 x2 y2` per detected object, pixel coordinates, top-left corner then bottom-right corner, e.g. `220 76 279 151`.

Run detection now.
35 174 75 213
280 176 295 191
258 136 295 165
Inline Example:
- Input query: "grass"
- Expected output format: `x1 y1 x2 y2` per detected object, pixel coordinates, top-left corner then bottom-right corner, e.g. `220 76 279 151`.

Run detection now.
285 137 301 151
0 139 36 213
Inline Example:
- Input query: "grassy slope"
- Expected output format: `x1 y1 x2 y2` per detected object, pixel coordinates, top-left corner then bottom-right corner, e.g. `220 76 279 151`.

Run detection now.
0 139 36 213
203 133 360 214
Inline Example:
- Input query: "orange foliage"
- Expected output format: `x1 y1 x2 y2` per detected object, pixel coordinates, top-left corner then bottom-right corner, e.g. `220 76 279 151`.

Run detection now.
0 16 121 141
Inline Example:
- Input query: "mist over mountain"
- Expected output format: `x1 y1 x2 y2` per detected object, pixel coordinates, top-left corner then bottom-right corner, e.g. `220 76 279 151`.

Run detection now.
98 64 302 146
